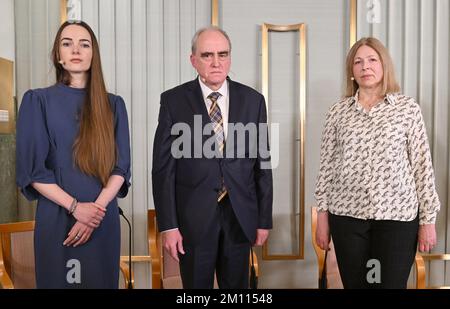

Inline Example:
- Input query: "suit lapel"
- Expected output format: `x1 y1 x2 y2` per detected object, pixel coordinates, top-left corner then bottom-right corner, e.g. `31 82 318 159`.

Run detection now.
225 78 245 158
187 79 211 136
186 78 210 121
227 77 244 129
186 78 214 146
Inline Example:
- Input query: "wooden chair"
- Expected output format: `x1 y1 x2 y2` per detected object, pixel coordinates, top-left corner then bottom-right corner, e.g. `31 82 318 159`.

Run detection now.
415 253 450 289
144 209 259 289
0 221 36 288
0 220 135 289
311 206 343 289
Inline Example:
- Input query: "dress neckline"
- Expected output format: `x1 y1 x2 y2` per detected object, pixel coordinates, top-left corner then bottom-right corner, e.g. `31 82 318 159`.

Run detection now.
56 83 86 94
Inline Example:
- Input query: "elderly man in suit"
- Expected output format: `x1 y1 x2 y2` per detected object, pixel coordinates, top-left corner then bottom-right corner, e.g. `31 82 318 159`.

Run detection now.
152 26 273 289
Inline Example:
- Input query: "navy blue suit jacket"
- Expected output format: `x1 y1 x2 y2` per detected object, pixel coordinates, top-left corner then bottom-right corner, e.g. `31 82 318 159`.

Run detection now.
152 77 273 245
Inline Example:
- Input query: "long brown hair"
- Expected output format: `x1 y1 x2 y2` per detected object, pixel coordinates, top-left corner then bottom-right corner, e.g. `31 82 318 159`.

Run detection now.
52 21 116 186
345 37 400 97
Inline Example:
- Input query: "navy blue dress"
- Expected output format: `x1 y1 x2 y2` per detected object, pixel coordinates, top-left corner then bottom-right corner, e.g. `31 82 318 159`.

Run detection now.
16 83 131 288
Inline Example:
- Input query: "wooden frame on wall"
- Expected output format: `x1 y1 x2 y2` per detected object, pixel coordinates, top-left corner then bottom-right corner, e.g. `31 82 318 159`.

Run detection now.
350 0 357 48
261 23 306 260
211 0 219 26
60 0 67 24
0 58 15 134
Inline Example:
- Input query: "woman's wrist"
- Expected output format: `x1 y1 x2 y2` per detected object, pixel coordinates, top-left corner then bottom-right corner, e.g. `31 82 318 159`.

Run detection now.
94 200 107 208
68 198 78 215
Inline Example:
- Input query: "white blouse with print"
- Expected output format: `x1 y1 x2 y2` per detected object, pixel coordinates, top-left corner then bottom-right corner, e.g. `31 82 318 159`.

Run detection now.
315 92 440 225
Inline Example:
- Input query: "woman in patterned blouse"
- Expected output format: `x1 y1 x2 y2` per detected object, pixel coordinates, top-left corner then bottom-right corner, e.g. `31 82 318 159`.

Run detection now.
314 37 440 289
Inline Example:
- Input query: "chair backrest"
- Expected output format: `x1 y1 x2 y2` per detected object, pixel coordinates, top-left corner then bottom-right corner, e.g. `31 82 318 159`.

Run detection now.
0 220 142 289
0 221 36 289
311 207 343 289
415 253 450 289
147 209 258 289
147 209 182 288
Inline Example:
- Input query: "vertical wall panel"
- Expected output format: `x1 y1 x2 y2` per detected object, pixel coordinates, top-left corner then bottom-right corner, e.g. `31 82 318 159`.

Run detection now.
419 0 441 286
387 0 403 85
179 0 196 82
47 0 60 86
115 0 132 112
14 1 32 228
98 0 116 92
115 0 134 287
267 31 300 255
418 0 435 144
30 0 52 87
163 0 180 89
147 0 164 212
434 0 450 287
371 0 387 43
357 0 371 38
130 0 149 289
80 0 98 35
15 0 60 221
403 0 419 99
195 0 211 30
15 0 32 104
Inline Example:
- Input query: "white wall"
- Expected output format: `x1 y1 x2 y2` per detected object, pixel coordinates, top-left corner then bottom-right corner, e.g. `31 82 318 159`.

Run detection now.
14 0 60 225
0 0 15 97
0 0 15 61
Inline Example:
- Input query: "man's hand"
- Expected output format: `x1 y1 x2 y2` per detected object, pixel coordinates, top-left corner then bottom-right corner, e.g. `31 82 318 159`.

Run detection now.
253 229 269 246
316 211 330 251
162 229 185 262
418 224 437 252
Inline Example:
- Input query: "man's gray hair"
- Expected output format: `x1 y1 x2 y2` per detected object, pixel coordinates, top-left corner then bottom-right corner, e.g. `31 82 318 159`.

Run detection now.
191 26 232 54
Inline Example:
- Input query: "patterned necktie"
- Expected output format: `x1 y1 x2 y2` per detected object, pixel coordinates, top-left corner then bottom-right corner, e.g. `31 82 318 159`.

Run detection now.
208 92 227 202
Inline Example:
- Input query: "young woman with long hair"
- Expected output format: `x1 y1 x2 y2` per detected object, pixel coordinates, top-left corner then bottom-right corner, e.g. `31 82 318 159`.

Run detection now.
16 20 131 288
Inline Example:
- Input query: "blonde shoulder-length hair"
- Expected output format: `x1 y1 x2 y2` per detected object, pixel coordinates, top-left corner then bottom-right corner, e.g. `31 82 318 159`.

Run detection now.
345 37 400 97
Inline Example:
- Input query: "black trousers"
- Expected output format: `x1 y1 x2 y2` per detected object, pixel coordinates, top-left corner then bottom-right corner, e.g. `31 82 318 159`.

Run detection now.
329 213 418 289
179 196 251 289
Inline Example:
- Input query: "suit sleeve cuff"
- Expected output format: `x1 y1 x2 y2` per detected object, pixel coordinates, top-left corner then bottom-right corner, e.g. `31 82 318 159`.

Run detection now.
160 227 179 233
